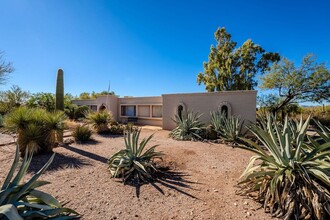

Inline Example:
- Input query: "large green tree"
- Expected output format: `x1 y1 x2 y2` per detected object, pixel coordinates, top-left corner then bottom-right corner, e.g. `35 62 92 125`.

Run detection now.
0 85 30 114
260 54 330 113
0 51 14 85
27 92 74 112
197 27 280 91
78 91 116 99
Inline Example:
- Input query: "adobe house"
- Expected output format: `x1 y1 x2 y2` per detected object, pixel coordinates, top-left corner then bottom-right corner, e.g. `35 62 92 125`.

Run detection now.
72 91 257 130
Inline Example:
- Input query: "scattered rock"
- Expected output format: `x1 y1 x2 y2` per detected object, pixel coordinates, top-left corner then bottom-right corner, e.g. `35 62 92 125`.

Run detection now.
64 138 74 144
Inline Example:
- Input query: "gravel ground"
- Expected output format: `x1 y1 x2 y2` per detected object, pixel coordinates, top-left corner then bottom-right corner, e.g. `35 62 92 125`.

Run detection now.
0 129 273 220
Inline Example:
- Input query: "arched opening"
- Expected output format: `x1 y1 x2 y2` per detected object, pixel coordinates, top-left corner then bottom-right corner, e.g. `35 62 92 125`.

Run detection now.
218 101 232 118
99 104 106 111
221 105 228 118
177 105 184 119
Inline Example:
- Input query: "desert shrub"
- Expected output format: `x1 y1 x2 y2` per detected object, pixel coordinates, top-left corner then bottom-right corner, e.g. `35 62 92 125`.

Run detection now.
124 123 138 133
238 115 330 219
87 111 112 133
109 124 125 135
108 129 163 182
4 107 66 156
108 123 138 135
0 114 3 127
201 125 218 140
210 111 243 144
0 146 78 219
72 124 92 142
300 105 330 126
169 111 204 141
65 104 90 120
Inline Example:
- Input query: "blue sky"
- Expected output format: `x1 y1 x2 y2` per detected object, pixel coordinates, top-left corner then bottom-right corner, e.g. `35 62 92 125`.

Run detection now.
0 0 329 99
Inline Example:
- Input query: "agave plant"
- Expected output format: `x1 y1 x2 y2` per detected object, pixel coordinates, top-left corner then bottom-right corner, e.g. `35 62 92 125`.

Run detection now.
86 111 111 133
108 129 163 182
210 111 224 135
238 115 330 219
210 111 243 144
219 115 243 143
313 119 330 142
0 146 78 219
169 111 203 141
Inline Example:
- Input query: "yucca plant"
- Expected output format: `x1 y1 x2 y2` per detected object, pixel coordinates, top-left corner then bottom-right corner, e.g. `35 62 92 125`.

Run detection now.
4 107 66 156
169 111 203 141
72 124 92 143
43 111 66 146
108 129 163 183
238 115 330 219
0 146 78 219
87 111 111 133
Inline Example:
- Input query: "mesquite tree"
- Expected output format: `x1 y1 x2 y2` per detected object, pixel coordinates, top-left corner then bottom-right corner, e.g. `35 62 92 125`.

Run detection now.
260 54 330 114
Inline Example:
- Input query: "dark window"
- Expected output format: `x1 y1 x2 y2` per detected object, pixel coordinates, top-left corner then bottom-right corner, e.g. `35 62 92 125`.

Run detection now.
177 105 183 119
221 105 228 118
90 105 97 111
121 105 136 116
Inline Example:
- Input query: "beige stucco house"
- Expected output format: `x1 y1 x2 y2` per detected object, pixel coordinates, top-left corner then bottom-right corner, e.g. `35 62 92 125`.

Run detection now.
72 91 257 130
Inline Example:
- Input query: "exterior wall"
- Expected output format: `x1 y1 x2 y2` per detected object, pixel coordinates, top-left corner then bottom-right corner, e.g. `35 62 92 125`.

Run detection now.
118 96 163 126
72 91 257 130
162 91 257 130
72 99 97 106
95 95 119 120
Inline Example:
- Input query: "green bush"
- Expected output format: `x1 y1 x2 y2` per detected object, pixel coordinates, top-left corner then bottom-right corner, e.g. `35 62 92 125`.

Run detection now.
238 115 330 219
0 114 3 127
169 111 204 141
4 107 66 156
0 146 78 219
109 124 125 135
87 111 112 133
65 104 90 120
72 124 92 142
108 129 163 182
108 123 138 135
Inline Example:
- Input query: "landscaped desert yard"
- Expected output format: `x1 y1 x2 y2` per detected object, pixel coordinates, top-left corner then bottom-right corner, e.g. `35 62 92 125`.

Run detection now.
0 128 272 220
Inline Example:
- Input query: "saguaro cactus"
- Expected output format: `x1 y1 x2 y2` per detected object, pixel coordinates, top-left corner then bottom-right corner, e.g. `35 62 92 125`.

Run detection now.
55 69 64 143
55 69 64 111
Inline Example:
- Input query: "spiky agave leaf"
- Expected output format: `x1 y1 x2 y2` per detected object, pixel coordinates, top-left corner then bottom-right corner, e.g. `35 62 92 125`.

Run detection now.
0 145 79 219
238 115 330 219
218 115 243 143
108 129 163 183
210 111 243 144
169 111 204 141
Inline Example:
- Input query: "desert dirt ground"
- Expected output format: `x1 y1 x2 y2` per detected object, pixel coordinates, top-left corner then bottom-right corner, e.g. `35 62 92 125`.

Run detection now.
0 128 273 220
